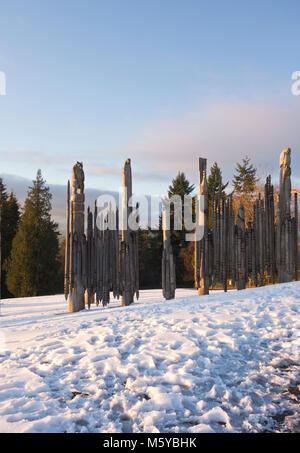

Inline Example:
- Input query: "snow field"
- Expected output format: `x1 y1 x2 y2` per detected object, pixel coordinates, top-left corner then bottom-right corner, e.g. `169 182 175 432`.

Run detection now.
0 283 299 433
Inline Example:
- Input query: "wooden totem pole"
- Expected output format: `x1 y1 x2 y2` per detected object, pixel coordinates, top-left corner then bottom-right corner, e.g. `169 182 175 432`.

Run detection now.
195 157 209 295
236 204 246 290
0 197 1 312
162 207 176 300
120 159 139 306
277 148 293 283
64 162 86 312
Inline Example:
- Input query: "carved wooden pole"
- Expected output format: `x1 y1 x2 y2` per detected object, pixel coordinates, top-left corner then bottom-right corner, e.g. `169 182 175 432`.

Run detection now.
121 159 138 306
237 204 246 290
258 195 264 286
64 180 70 301
228 194 235 287
0 196 1 313
102 211 110 307
195 158 209 295
215 199 221 285
265 176 276 283
121 159 132 306
68 162 86 313
278 148 293 283
224 198 230 291
219 197 224 289
134 202 139 301
162 207 176 299
85 206 94 309
220 196 228 292
211 199 216 286
98 211 104 305
294 192 298 280
94 201 99 307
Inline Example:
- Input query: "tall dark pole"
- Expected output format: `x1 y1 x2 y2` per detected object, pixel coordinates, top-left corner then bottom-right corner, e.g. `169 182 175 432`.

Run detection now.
0 197 1 315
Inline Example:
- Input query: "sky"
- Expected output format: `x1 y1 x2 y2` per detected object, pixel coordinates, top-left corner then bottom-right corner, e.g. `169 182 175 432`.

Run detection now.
0 0 300 228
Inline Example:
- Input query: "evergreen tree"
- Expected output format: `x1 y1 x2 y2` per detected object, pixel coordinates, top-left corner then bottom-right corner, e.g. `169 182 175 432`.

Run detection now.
207 162 228 228
167 172 195 287
0 178 8 205
0 178 8 300
232 156 259 194
208 162 228 201
232 156 259 223
168 172 195 199
5 170 60 297
0 179 20 298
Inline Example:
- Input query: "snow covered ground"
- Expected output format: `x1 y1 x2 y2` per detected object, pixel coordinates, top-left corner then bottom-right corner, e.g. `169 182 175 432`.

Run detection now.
0 283 299 433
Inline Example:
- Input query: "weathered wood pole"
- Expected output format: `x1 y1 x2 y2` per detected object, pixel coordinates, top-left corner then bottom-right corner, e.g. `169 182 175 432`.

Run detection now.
97 211 104 305
294 192 298 280
162 207 176 300
68 162 86 312
237 204 246 290
220 196 228 292
102 211 110 307
258 195 265 286
85 207 94 309
228 194 236 287
121 159 139 306
195 158 209 295
277 148 293 283
64 180 70 301
0 196 2 310
112 206 120 299
265 176 276 283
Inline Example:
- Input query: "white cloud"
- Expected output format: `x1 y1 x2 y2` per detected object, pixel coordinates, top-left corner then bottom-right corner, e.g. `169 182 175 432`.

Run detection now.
125 98 300 187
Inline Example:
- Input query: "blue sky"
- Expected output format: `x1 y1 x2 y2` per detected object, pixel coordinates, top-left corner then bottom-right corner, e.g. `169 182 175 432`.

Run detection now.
0 0 300 213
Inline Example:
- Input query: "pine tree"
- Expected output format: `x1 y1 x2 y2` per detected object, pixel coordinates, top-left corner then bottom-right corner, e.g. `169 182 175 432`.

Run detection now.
207 162 228 228
1 192 20 297
0 178 8 205
0 179 20 298
167 172 195 287
208 162 228 201
232 156 259 194
0 178 8 300
232 156 259 223
168 172 195 199
5 170 61 297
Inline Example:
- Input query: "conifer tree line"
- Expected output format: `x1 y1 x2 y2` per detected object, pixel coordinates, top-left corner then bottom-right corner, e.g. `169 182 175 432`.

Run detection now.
1 155 286 298
0 170 62 298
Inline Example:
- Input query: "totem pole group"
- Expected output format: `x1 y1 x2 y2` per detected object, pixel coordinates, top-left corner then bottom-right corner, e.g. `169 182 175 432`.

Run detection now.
64 148 298 312
194 148 298 295
64 159 139 312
